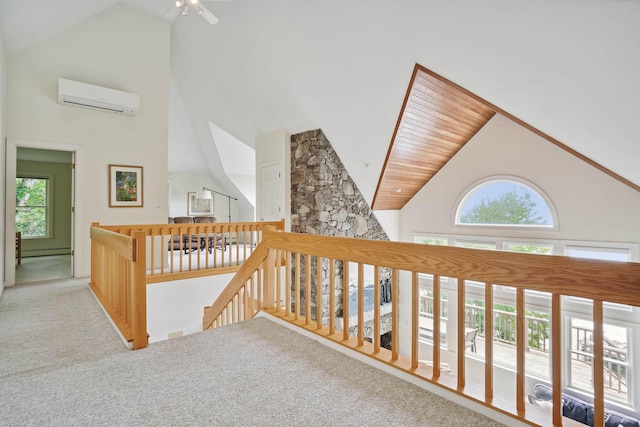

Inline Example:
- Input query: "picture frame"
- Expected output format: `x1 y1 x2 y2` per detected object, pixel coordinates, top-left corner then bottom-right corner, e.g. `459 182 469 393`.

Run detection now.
109 164 143 207
187 192 214 216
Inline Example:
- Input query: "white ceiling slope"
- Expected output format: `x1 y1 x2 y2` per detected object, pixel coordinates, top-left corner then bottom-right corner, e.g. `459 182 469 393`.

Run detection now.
168 71 209 175
170 0 640 202
2 0 639 207
209 121 256 207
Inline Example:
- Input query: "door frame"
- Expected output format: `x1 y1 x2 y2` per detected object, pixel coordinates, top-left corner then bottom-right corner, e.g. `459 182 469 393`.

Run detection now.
4 138 81 286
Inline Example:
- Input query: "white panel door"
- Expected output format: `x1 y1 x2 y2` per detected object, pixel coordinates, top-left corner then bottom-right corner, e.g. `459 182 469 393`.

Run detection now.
260 163 282 221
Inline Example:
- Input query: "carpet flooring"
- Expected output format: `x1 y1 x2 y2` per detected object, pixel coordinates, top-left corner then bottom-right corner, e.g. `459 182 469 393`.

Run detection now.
0 278 506 426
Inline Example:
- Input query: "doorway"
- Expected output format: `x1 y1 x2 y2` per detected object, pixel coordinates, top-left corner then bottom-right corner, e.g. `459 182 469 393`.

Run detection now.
5 139 79 286
14 148 73 283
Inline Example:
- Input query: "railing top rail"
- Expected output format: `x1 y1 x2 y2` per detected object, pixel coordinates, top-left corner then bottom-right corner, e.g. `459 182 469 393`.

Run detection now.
90 226 135 260
99 220 285 234
261 230 640 307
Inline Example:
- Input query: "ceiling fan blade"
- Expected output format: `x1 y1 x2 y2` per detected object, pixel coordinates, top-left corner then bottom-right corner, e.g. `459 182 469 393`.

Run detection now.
163 6 180 20
199 5 219 24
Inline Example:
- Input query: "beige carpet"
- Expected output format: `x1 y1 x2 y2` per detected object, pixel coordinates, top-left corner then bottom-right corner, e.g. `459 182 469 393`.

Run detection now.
0 278 506 426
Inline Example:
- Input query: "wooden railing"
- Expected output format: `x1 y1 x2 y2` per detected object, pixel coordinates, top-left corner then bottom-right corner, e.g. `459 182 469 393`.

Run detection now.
95 220 285 283
203 229 640 427
89 220 285 349
89 225 147 349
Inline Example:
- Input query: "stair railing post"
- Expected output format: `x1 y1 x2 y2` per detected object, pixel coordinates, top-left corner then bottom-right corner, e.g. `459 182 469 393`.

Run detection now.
131 229 148 349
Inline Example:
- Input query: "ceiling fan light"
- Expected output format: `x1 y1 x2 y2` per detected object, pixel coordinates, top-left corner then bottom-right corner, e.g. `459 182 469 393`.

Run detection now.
189 0 198 4
175 0 183 8
180 4 188 15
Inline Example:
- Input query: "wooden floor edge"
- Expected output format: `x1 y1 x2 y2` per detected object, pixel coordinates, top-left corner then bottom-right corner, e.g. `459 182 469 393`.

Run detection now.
263 308 585 427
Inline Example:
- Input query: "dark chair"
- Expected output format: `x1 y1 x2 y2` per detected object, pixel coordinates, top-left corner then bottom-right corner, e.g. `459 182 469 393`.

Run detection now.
192 216 225 252
168 217 199 254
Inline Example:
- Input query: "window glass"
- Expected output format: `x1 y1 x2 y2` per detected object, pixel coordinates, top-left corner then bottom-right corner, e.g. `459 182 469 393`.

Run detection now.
505 242 553 255
419 289 448 346
456 240 497 251
565 246 630 262
457 180 554 227
569 318 630 405
466 296 551 380
16 177 49 238
415 237 448 246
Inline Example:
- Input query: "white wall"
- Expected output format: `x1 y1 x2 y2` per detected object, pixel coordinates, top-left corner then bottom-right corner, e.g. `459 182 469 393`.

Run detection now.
0 21 7 293
371 210 400 241
5 5 170 280
147 274 233 343
168 173 248 222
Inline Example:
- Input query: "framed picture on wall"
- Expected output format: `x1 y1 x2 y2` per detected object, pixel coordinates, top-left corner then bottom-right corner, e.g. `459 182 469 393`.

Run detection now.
187 192 213 216
109 164 143 207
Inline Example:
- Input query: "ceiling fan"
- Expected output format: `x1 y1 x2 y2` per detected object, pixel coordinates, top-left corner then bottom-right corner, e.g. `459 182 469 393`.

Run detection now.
164 0 231 25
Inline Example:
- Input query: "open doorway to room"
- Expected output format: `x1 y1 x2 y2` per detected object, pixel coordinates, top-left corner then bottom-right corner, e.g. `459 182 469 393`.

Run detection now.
10 146 74 284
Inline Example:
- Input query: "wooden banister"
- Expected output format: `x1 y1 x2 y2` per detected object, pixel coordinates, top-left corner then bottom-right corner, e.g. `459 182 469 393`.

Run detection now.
201 229 640 427
89 224 147 349
202 243 269 330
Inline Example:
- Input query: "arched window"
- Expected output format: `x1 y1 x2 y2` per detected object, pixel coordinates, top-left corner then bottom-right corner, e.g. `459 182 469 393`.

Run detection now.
456 178 556 228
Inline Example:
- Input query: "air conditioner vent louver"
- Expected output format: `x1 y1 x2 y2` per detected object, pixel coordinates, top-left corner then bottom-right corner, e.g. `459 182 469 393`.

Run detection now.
57 78 139 115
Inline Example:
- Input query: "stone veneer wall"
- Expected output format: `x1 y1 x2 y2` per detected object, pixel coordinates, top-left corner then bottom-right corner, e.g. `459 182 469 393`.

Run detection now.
291 129 388 240
290 129 390 336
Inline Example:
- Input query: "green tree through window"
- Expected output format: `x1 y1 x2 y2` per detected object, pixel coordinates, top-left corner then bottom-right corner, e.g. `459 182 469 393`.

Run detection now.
16 177 48 237
458 181 553 226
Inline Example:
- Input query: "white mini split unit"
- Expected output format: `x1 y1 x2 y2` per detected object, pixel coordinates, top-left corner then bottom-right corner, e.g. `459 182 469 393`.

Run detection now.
57 78 140 115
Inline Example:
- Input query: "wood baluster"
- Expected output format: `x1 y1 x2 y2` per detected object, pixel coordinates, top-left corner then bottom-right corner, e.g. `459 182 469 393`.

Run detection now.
329 258 335 335
373 265 380 354
412 271 419 369
294 253 301 321
275 249 282 313
433 275 441 379
316 256 323 330
357 263 364 347
485 283 494 403
457 278 466 389
343 261 350 341
391 268 399 361
593 300 604 427
305 254 311 325
516 288 525 415
235 224 240 266
149 230 155 276
285 251 292 317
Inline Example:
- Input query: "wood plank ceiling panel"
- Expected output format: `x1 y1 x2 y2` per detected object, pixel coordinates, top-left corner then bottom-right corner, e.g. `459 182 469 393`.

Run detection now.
372 66 496 210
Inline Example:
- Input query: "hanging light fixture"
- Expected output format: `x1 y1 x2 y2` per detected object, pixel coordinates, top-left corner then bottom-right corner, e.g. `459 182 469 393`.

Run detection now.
166 0 220 25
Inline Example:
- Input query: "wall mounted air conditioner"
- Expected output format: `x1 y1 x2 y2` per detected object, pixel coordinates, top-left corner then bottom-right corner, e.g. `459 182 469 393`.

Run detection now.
57 78 140 115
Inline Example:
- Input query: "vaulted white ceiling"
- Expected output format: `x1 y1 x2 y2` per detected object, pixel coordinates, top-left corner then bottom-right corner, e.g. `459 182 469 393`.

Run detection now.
2 0 639 204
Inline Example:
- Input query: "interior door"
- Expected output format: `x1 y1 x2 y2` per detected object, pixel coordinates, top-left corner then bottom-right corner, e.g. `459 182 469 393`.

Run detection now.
260 163 282 221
